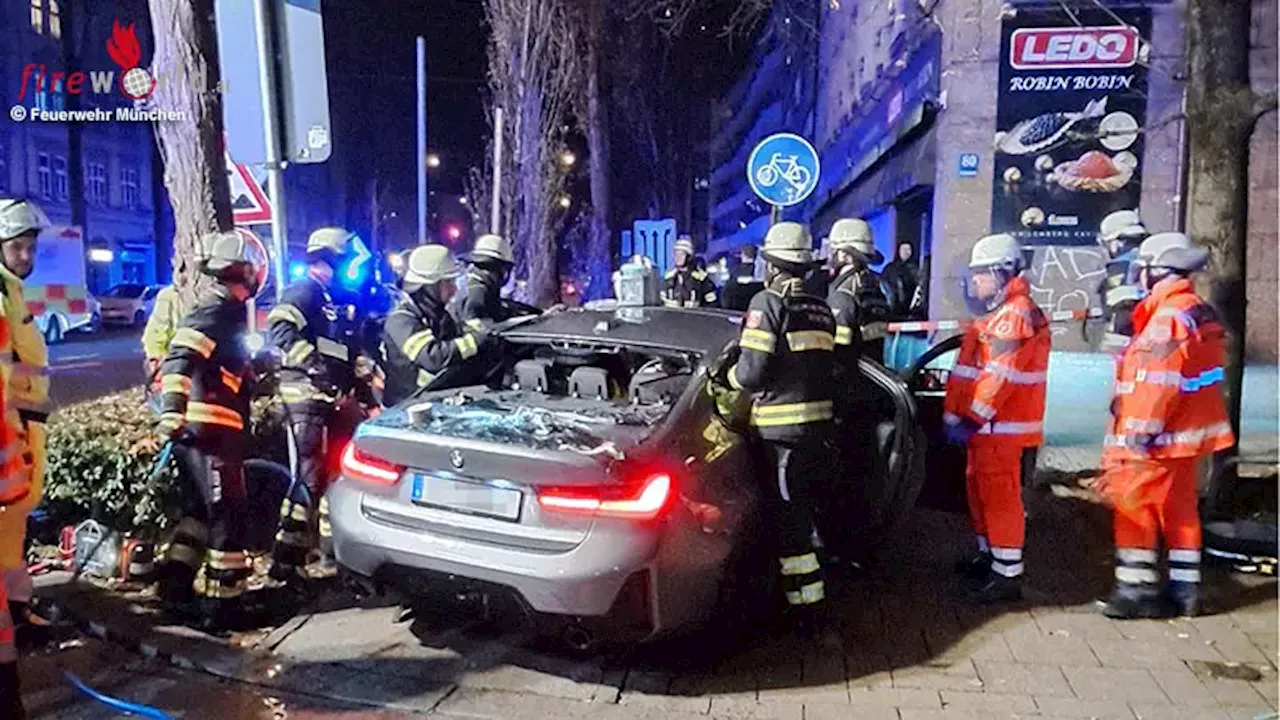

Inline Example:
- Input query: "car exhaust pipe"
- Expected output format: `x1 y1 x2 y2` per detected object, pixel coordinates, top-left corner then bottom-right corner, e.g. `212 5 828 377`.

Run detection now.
562 623 596 653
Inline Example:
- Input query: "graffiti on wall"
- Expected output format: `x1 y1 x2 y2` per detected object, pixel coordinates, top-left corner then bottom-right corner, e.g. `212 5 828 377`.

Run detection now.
1027 245 1107 335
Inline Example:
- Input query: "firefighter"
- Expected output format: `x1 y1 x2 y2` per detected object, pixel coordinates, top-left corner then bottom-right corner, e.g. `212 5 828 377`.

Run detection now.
825 218 891 363
0 198 55 643
1096 233 1233 619
142 285 188 404
662 236 718 308
721 244 764 311
265 227 367 583
153 231 264 628
382 245 489 406
943 233 1051 604
1096 210 1149 351
715 221 835 630
453 234 515 331
0 220 27 718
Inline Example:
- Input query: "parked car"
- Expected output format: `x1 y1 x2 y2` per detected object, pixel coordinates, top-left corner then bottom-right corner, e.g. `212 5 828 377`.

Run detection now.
328 304 931 649
99 283 162 327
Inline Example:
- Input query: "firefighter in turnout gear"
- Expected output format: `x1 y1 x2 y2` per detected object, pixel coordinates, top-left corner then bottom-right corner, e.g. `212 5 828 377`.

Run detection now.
662 237 718 308
154 231 264 628
1097 233 1232 620
266 227 367 583
452 234 515 332
717 222 835 628
825 219 891 363
0 198 56 644
381 245 488 406
944 234 1050 604
1096 210 1149 351
0 221 29 717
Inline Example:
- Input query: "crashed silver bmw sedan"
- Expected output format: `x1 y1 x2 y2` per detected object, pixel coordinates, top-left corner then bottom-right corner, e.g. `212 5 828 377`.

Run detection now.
327 304 926 649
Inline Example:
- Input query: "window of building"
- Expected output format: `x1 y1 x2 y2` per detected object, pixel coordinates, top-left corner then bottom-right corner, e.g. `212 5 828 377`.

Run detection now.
121 167 140 209
30 0 42 33
86 162 107 205
37 153 51 198
49 0 61 38
53 155 68 199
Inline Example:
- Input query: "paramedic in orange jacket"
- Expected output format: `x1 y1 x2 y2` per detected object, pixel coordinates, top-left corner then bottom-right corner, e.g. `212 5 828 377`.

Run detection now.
0 275 28 716
1096 233 1233 620
943 233 1051 604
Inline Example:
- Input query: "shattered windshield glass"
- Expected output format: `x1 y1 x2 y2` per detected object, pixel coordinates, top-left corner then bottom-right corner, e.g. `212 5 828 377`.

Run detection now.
382 391 670 460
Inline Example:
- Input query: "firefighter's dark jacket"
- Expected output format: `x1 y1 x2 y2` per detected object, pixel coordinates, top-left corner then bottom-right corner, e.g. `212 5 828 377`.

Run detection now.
829 265 891 348
158 287 252 434
381 291 483 406
266 277 359 397
662 267 718 308
452 268 510 332
727 278 837 443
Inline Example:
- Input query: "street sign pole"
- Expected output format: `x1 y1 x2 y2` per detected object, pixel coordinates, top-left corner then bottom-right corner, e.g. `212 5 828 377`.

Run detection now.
254 0 289 301
416 36 428 245
491 106 504 234
770 204 781 226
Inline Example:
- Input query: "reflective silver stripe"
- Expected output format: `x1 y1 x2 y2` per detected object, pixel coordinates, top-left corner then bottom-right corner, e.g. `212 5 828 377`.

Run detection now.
983 363 1047 384
1150 421 1234 448
951 364 981 380
1116 566 1160 584
991 562 1024 577
1169 568 1201 583
1169 549 1201 563
316 336 350 361
991 547 1022 562
971 401 997 420
1115 381 1136 395
1118 548 1158 564
1124 417 1165 434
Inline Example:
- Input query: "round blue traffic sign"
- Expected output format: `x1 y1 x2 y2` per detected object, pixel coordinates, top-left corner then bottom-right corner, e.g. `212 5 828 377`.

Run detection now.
747 133 821 207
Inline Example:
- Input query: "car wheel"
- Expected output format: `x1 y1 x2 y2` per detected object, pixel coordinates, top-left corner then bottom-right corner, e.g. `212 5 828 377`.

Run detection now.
44 316 64 345
134 309 146 327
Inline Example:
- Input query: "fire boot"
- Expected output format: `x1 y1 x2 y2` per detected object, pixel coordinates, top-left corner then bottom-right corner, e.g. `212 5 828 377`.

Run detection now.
953 553 992 583
0 660 24 720
1098 582 1167 620
1166 581 1202 618
9 601 56 651
966 572 1023 605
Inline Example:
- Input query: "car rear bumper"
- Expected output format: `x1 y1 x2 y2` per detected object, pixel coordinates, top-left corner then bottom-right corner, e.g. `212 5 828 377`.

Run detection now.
327 479 662 620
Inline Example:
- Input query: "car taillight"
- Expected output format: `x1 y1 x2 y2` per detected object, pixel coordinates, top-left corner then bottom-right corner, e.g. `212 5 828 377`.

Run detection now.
340 442 403 486
537 473 673 520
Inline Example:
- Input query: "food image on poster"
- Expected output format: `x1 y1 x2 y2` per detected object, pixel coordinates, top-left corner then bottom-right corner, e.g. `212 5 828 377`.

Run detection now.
991 9 1151 245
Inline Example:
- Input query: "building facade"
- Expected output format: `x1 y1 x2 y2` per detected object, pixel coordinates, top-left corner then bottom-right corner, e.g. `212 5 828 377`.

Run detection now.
0 0 165 293
709 0 1278 360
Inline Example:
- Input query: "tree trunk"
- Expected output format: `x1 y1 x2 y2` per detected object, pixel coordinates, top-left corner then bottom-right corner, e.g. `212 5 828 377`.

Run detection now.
584 0 613 299
1184 0 1253 494
147 0 232 308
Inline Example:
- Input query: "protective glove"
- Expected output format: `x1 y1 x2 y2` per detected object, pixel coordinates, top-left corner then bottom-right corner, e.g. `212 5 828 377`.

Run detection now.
156 411 187 441
942 415 982 446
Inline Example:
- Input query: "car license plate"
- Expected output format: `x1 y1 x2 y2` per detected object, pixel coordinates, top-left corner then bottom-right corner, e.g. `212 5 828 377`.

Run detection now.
411 473 523 522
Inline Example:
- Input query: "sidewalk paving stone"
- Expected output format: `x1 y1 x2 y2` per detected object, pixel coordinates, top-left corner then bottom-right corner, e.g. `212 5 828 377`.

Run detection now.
938 689 1038 713
1031 696 1137 720
1061 665 1169 704
973 660 1074 698
1148 663 1223 708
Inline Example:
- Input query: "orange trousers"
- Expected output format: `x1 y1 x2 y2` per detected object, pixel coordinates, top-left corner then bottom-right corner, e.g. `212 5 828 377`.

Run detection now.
966 443 1026 576
1102 457 1201 552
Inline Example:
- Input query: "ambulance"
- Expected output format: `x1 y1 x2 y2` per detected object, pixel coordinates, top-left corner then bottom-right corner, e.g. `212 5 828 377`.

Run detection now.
25 225 100 344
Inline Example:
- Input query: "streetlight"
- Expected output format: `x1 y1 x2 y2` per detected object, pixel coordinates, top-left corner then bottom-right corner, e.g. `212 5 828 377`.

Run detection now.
558 196 572 209
426 153 441 169
560 151 576 168
459 197 469 205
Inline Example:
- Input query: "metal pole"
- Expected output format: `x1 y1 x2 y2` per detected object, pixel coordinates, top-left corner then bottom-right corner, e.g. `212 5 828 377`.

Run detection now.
491 106 504 234
254 0 289 301
416 36 428 245
770 204 781 225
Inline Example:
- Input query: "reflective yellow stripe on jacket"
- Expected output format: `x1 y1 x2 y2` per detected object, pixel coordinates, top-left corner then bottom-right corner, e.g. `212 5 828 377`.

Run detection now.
786 330 835 352
171 327 216 358
267 303 308 329
749 400 834 427
739 329 776 354
454 333 479 359
186 401 245 430
835 326 855 346
402 329 435 359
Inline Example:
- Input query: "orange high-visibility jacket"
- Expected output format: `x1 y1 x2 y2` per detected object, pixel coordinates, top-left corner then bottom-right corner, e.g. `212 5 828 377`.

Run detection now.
944 277 1051 448
1102 278 1234 462
0 308 24 507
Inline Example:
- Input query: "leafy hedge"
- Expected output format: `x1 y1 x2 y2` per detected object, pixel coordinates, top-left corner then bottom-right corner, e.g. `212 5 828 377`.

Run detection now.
42 388 289 533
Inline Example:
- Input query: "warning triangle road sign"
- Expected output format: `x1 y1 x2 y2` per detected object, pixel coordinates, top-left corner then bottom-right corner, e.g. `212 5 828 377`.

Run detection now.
226 151 272 226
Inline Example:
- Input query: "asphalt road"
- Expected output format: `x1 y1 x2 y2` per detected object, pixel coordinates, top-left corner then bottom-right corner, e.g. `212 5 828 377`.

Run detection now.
47 326 147 408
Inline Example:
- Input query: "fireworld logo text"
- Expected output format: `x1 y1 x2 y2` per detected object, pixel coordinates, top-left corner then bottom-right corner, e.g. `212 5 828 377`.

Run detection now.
16 20 157 103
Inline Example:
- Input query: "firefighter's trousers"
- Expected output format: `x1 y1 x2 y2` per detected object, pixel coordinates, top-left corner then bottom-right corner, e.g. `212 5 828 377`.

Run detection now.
761 439 826 611
0 421 44 605
1102 457 1202 589
965 443 1028 578
0 579 22 718
159 431 251 604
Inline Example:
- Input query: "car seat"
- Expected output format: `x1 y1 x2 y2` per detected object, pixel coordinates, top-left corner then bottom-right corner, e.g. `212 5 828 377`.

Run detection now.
569 366 615 400
515 358 561 394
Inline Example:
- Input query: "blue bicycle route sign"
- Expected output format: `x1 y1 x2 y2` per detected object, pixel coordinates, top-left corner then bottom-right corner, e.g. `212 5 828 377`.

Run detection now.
747 133 821 207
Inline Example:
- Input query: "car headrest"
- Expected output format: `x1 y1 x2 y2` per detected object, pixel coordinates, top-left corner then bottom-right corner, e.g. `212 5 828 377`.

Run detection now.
514 359 554 393
569 366 613 400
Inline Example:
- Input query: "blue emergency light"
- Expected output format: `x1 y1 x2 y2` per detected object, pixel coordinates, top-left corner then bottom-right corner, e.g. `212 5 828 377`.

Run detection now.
289 261 307 281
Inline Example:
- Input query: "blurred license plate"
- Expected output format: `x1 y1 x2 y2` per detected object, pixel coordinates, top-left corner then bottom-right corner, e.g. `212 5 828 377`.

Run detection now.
411 474 522 522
